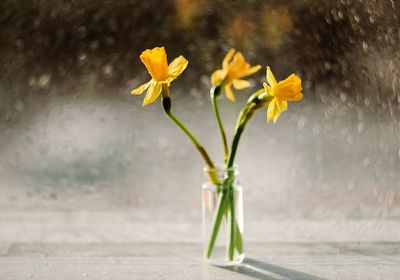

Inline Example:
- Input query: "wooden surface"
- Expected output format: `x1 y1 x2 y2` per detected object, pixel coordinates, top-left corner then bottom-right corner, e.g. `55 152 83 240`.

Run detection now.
1 211 400 279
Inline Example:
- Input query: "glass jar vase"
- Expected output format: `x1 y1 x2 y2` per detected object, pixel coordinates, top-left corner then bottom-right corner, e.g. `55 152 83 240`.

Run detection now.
202 165 244 266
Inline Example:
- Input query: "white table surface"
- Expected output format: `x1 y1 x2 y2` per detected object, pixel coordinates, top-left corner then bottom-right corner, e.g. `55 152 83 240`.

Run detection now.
1 210 399 280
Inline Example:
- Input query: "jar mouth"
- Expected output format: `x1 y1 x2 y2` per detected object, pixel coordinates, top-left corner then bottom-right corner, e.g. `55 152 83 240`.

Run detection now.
203 163 238 173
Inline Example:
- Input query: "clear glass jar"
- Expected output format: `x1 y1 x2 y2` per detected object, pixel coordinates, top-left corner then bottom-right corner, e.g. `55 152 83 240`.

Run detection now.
202 165 244 266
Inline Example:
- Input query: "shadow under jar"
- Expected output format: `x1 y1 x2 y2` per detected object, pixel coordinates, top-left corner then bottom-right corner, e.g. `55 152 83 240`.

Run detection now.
202 164 244 266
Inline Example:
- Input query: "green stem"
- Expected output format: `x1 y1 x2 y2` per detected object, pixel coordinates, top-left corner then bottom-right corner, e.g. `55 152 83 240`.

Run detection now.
225 103 256 260
226 127 243 260
210 86 229 163
164 106 214 167
206 92 268 261
161 85 219 184
235 222 243 254
228 187 235 259
206 107 252 261
206 190 228 258
227 127 244 168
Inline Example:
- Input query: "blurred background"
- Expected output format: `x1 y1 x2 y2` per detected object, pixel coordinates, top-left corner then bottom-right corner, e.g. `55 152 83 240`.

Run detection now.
0 0 399 220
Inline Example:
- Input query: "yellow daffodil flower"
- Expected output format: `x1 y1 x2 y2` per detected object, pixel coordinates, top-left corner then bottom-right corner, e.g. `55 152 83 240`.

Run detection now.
131 47 188 106
211 49 261 101
263 66 303 123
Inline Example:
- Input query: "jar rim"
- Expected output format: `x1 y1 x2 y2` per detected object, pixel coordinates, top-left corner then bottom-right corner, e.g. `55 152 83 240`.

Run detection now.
203 163 238 173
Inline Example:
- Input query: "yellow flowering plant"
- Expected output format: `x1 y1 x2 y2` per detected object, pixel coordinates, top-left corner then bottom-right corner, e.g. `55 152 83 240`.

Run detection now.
264 66 303 122
132 47 188 106
131 46 303 264
210 49 261 162
211 48 261 101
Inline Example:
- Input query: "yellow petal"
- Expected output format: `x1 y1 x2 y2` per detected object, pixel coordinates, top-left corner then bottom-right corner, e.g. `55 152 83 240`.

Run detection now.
224 85 236 101
131 81 151 95
242 65 261 77
225 52 246 80
211 69 226 85
232 79 251 90
140 47 169 81
263 82 274 96
142 83 162 106
222 48 236 69
266 66 277 87
276 99 288 112
267 98 283 123
227 52 260 80
232 52 246 65
168 55 188 78
267 99 276 122
273 111 282 122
